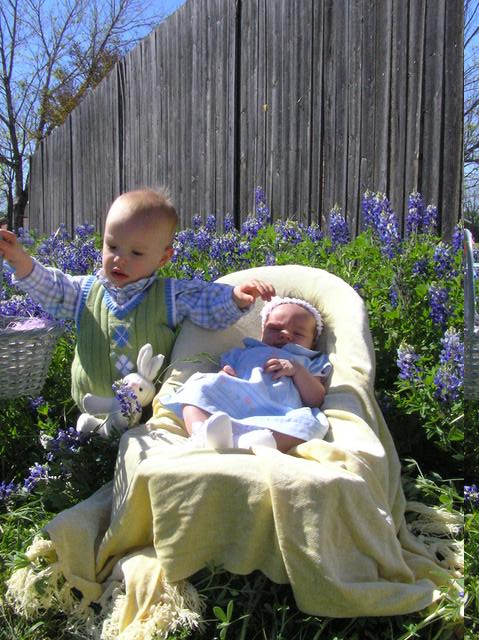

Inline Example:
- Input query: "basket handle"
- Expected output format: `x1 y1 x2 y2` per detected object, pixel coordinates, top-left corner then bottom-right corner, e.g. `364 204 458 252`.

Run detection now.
0 230 3 292
465 228 476 330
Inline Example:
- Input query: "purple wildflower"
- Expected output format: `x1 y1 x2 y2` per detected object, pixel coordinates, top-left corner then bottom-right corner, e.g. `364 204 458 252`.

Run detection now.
465 485 479 505
451 226 462 254
43 427 86 459
406 193 438 236
17 227 35 246
329 208 350 247
36 224 101 275
361 192 399 257
23 462 49 492
112 380 141 421
205 215 217 233
265 253 276 266
434 328 464 403
0 293 53 320
396 343 420 382
191 215 202 230
307 224 323 242
29 396 45 412
223 214 235 232
412 258 429 277
275 219 305 246
75 223 95 238
193 228 212 252
433 243 457 279
254 186 271 225
241 216 263 240
0 480 19 502
428 285 451 326
389 287 399 308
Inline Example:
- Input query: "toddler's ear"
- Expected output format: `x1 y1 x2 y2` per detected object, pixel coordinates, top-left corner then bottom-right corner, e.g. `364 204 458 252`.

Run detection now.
159 246 174 266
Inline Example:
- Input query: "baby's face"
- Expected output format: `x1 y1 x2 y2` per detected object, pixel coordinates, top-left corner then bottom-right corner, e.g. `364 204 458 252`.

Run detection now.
102 201 173 287
261 304 317 349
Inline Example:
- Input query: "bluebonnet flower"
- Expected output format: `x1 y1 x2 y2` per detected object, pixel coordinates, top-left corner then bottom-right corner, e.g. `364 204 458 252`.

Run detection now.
433 243 457 279
191 215 202 230
42 427 86 460
23 463 49 492
190 269 205 280
36 224 101 275
0 480 19 502
223 214 235 232
112 380 142 421
75 223 95 238
389 287 399 308
465 484 479 505
0 293 53 320
396 343 420 382
451 226 462 254
428 285 451 326
193 228 212 252
205 215 217 233
307 224 323 242
329 208 349 247
29 396 45 412
434 328 463 403
275 219 305 246
254 186 271 225
265 253 276 266
17 227 35 246
241 216 263 240
361 192 399 257
406 193 438 236
412 258 429 277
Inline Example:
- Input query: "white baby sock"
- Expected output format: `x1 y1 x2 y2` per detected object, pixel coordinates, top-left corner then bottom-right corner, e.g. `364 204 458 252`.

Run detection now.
236 428 277 449
204 412 233 448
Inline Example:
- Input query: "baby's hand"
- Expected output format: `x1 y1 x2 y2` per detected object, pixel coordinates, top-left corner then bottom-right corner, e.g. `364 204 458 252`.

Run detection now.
232 279 275 309
222 364 237 377
263 358 297 380
0 229 33 278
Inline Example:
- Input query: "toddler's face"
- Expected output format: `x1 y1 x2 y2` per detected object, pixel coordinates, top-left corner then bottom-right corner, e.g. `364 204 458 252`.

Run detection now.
261 304 317 349
102 202 173 287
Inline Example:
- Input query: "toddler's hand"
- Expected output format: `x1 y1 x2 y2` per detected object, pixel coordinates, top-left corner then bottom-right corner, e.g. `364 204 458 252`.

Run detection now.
0 229 33 278
263 358 297 380
233 279 275 308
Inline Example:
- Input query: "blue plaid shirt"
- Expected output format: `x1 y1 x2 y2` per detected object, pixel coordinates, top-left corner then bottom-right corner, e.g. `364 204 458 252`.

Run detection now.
13 260 248 329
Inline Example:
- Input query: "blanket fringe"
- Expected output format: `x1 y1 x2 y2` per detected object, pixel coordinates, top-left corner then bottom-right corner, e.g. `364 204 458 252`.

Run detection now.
6 536 205 640
405 501 464 575
100 582 204 640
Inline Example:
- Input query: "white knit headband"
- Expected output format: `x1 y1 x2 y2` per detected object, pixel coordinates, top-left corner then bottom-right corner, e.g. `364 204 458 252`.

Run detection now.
260 296 323 337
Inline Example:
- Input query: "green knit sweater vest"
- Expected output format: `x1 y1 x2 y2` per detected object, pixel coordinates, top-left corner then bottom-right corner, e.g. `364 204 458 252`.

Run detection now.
71 278 176 409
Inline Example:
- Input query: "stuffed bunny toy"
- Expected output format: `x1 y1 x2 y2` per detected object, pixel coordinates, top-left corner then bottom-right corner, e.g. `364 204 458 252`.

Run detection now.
76 343 165 438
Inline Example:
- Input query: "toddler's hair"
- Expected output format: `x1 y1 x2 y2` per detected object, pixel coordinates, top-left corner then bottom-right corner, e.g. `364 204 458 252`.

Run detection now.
260 296 323 338
111 187 178 242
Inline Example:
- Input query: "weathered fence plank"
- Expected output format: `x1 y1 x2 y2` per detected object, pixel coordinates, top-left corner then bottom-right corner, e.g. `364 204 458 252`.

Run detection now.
25 0 464 237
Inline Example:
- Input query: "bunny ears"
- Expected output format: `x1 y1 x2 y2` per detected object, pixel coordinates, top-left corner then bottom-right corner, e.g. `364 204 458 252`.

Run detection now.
260 296 323 337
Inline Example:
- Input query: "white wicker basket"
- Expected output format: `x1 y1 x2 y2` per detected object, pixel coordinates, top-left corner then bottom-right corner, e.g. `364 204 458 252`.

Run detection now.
464 228 479 401
0 250 63 399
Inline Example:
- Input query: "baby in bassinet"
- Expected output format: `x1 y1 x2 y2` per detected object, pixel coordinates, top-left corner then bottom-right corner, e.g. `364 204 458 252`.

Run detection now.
162 296 332 452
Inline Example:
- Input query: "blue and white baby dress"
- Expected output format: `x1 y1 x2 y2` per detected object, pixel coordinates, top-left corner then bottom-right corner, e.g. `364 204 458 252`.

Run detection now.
162 337 332 441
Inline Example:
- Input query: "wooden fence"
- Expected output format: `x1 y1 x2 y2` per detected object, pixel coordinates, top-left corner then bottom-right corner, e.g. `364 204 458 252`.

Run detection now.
26 0 464 238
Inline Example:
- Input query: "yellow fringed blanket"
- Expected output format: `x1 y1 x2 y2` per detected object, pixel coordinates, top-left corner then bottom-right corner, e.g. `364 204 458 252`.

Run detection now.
7 266 462 638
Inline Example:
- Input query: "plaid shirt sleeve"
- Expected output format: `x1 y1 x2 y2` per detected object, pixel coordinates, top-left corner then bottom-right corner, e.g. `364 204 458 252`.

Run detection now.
170 278 250 329
13 260 87 319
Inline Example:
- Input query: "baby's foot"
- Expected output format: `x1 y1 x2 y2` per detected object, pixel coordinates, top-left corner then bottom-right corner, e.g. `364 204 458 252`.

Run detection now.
236 429 277 449
205 412 233 448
